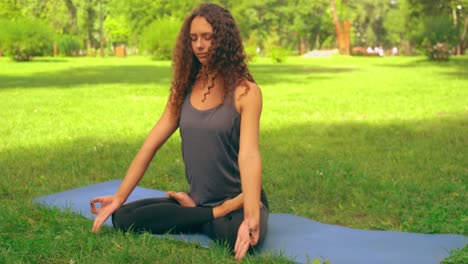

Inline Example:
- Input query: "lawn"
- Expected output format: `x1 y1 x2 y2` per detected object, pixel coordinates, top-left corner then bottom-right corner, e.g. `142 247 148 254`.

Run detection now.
0 55 466 263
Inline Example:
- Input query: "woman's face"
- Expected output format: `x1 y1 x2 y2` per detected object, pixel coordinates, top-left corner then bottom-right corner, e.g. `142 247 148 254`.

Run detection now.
190 16 214 65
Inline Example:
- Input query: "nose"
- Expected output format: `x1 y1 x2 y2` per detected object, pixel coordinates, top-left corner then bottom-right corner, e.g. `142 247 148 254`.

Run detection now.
195 38 204 50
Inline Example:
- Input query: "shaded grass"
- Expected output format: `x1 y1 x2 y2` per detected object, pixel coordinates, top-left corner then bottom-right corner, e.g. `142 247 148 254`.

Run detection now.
0 55 467 263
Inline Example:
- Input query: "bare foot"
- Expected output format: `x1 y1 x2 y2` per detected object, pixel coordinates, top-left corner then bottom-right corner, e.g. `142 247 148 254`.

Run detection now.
213 193 244 218
167 191 196 207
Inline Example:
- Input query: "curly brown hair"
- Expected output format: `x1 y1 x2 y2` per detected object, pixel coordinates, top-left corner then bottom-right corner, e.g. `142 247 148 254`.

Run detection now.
169 3 255 114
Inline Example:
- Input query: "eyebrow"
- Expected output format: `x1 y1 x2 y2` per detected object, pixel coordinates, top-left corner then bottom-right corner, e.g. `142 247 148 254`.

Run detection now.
189 32 213 36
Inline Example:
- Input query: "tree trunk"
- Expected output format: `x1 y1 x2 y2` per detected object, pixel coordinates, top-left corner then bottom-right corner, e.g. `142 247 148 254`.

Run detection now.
298 36 306 55
330 0 342 50
85 1 96 56
460 16 468 55
343 20 350 55
63 0 78 34
330 0 350 55
315 33 321 49
99 0 105 57
53 41 58 57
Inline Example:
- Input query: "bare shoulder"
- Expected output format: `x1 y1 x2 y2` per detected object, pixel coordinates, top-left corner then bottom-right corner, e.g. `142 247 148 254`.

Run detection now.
234 81 262 113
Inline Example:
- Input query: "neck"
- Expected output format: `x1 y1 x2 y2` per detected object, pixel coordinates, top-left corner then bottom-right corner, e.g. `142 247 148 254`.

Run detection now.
199 65 218 79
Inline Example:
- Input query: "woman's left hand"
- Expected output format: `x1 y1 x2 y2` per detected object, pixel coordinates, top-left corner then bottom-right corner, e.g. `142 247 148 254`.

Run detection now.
234 218 259 260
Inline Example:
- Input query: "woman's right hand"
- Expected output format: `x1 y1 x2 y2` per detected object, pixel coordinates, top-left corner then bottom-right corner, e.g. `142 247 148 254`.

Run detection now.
90 195 123 233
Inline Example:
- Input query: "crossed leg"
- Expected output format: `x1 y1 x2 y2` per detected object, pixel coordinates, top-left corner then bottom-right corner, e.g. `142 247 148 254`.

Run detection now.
167 191 245 218
112 192 245 234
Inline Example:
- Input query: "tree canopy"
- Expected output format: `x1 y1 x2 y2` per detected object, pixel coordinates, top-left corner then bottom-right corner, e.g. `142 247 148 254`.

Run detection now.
0 0 466 60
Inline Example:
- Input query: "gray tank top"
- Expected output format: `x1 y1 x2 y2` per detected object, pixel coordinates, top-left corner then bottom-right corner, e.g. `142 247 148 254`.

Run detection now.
179 92 268 208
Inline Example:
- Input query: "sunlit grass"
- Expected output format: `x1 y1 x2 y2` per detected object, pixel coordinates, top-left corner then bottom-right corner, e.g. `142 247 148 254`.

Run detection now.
0 55 466 263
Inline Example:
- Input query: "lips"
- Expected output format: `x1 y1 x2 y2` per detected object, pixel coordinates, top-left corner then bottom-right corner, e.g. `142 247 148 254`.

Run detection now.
197 53 208 59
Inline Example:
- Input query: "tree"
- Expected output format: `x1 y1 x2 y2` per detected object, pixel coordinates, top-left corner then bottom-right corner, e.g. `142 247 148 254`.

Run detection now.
63 0 78 34
330 0 350 55
382 1 407 49
0 0 23 20
404 0 467 56
140 17 181 59
450 0 468 54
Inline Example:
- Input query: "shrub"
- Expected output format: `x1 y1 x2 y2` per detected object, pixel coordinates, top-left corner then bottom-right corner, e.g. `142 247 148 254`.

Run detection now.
420 16 458 61
56 34 82 56
0 18 53 61
424 42 450 61
264 32 290 63
267 45 289 63
140 17 181 60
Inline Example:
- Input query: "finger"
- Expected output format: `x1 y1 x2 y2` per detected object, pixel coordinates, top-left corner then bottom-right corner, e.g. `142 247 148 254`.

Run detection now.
91 218 100 233
234 228 247 254
90 202 100 214
90 197 104 214
90 197 104 204
235 240 250 261
92 215 105 233
234 233 242 254
92 210 110 233
92 213 103 233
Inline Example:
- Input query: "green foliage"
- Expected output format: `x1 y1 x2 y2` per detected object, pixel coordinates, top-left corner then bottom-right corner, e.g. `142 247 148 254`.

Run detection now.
267 46 289 63
114 0 200 41
0 18 53 61
38 0 74 34
56 34 82 56
244 34 260 62
264 31 290 63
382 8 406 46
420 16 458 61
244 44 259 62
0 0 23 19
320 35 335 49
1 0 467 59
104 15 131 45
140 17 181 60
232 0 332 55
441 246 468 264
350 0 390 47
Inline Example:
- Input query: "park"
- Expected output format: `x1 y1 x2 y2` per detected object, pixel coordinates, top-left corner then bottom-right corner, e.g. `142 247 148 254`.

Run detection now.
0 1 467 263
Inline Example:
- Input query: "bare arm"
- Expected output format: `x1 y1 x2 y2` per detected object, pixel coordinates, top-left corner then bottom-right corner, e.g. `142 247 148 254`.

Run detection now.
90 99 179 232
238 83 262 225
114 101 180 203
234 82 263 259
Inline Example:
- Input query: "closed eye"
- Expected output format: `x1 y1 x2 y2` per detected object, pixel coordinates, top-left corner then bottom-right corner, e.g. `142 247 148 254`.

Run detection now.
190 33 213 41
202 33 213 40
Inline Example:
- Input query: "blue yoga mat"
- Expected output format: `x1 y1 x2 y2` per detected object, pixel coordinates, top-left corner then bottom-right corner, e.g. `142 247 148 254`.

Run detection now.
34 180 467 264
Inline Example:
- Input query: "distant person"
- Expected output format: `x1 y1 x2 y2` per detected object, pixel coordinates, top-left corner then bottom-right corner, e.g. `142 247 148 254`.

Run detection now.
89 3 268 261
377 46 384 57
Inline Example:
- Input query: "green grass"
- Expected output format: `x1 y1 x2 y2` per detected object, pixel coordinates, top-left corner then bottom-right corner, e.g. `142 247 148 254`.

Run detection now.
0 55 467 263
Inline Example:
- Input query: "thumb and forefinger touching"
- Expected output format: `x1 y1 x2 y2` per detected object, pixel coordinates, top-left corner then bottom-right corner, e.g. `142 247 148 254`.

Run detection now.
90 196 113 233
89 196 261 261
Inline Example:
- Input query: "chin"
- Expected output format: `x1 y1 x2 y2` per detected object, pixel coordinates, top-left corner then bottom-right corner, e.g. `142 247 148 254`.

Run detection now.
199 59 208 65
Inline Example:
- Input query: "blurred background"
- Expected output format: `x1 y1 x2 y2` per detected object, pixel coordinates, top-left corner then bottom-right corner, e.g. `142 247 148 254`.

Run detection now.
0 0 466 62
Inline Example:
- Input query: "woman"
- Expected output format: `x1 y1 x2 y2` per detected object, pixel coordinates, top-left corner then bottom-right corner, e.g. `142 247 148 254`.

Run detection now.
90 3 268 260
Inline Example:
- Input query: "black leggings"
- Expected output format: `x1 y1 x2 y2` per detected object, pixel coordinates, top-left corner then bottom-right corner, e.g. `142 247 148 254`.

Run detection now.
112 197 269 249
